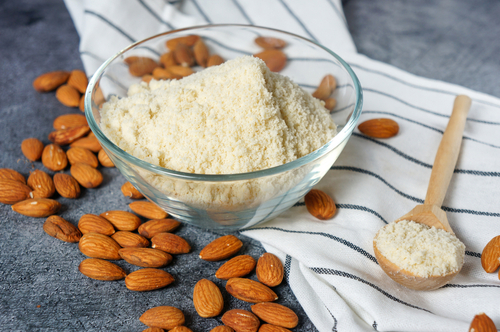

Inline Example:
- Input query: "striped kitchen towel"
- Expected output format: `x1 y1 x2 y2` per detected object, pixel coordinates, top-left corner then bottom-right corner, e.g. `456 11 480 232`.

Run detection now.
64 0 500 331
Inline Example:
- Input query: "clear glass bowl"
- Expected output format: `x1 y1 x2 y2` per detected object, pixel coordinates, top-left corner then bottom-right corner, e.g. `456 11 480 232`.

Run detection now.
85 24 363 230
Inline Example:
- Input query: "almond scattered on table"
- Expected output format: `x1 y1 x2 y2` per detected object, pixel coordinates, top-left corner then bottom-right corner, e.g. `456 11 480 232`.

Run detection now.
78 232 121 260
210 326 235 332
41 144 68 171
125 268 174 291
151 233 191 254
0 179 32 204
100 210 142 231
97 149 114 167
119 247 172 268
256 253 284 287
199 235 243 261
70 135 102 152
216 255 256 280
358 118 399 138
258 324 292 332
226 278 278 303
222 309 260 332
11 198 61 217
67 147 99 168
304 189 336 220
53 113 88 130
0 168 26 184
138 218 180 238
142 328 165 332
67 69 88 94
250 303 298 329
112 231 150 248
33 71 70 92
140 306 185 330
48 125 90 145
481 235 500 273
129 201 168 220
121 181 144 199
78 258 126 281
70 163 103 188
43 215 82 242
193 279 224 318
53 173 81 199
469 313 497 332
56 84 81 107
21 138 44 161
27 170 55 198
78 214 115 236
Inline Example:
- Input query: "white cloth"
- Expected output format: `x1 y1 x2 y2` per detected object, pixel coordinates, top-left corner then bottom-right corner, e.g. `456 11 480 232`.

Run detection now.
64 1 500 330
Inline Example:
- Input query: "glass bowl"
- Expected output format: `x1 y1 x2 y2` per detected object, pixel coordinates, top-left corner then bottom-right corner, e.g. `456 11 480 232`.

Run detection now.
85 24 362 230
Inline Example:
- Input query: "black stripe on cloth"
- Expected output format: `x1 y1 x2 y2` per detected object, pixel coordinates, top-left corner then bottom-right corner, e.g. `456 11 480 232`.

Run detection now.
231 0 254 24
442 283 500 289
137 0 175 29
323 305 338 332
277 0 319 42
326 0 348 27
203 36 252 55
284 254 292 283
190 0 212 23
337 203 389 224
373 321 379 331
465 251 481 258
311 267 432 313
242 227 377 263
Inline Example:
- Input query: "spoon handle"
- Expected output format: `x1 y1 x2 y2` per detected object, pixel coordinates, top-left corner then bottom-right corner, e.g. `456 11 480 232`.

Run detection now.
424 95 471 207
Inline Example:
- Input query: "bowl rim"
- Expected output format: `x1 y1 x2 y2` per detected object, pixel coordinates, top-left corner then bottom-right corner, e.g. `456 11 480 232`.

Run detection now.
85 24 363 182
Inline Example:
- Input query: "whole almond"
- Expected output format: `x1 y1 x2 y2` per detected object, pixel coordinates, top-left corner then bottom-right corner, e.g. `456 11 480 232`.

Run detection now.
79 258 126 281
0 179 32 204
33 71 70 92
170 327 192 332
167 66 194 78
67 69 88 93
129 201 168 220
98 149 114 167
56 84 81 107
151 233 190 254
226 278 278 303
79 95 85 112
142 75 154 83
126 268 174 291
129 57 159 77
138 219 181 239
324 98 337 112
0 168 26 184
121 181 144 199
21 138 44 161
119 248 172 268
140 306 185 330
207 55 224 67
210 326 235 332
70 163 103 188
481 236 500 273
216 255 256 280
124 56 141 65
78 232 121 260
41 144 68 171
358 118 399 138
304 189 336 220
312 74 336 101
254 50 287 72
166 35 200 50
100 210 142 231
143 328 165 332
27 170 55 198
193 39 209 67
67 147 99 168
251 303 298 329
256 253 284 287
53 173 81 199
222 309 260 332
11 198 61 217
70 135 101 152
258 324 291 332
49 125 90 145
199 235 243 261
43 215 82 242
53 113 87 130
112 231 150 248
255 37 287 49
153 67 180 80
174 43 195 67
78 214 115 236
160 52 178 67
193 279 224 318
469 313 497 332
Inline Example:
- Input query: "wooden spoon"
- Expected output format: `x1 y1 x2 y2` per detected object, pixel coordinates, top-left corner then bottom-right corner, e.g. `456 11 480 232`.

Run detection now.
373 95 472 291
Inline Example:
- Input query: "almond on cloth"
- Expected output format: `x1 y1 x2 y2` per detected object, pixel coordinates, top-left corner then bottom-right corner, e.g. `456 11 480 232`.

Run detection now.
166 35 200 50
27 170 55 198
358 118 399 138
142 328 165 332
70 163 103 188
11 198 61 217
256 253 284 287
112 231 150 248
121 181 144 199
250 303 298 329
53 113 88 130
255 37 287 49
304 189 336 220
312 74 336 101
41 144 68 171
78 232 121 260
151 233 190 254
140 306 185 330
70 135 101 152
221 309 260 332
125 268 174 291
258 324 292 332
138 218 180 238
206 54 224 67
56 84 81 107
67 69 88 93
216 255 256 280
78 258 126 281
129 57 160 77
170 327 192 332
21 138 44 161
67 147 99 168
0 179 32 204
174 43 195 67
43 215 82 242
210 326 235 332
97 149 114 167
481 235 500 273
199 235 243 261
33 71 70 92
53 173 81 199
193 279 224 318
48 125 90 145
193 39 209 67
0 168 26 184
253 49 287 72
225 278 278 303
100 210 141 231
118 247 172 268
129 201 168 219
78 214 115 236
469 313 497 332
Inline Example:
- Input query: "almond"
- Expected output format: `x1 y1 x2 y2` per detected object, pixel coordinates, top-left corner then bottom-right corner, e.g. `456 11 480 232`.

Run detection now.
41 144 68 171
56 84 81 107
78 214 115 235
27 170 55 198
129 201 168 220
11 198 61 217
79 95 85 112
207 54 224 67
226 278 278 303
70 163 103 188
216 255 256 280
43 215 82 242
255 37 287 49
312 74 336 101
0 168 26 184
49 125 90 145
121 181 144 199
70 135 101 152
170 327 192 332
67 147 98 168
167 66 194 78
153 67 180 80
174 43 195 67
193 39 209 67
140 306 185 330
256 253 284 287
221 309 260 332
304 189 336 220
0 179 32 204
129 57 160 77
250 303 298 329
124 56 141 65
210 326 235 332
142 75 154 83
166 35 200 50
53 113 87 130
199 235 243 261
126 268 174 291
112 231 150 248
100 210 142 231
324 98 337 112
159 52 178 67
358 118 399 138
97 149 114 167
193 279 224 318
78 232 121 260
53 173 81 199
67 69 88 93
481 235 500 273
151 233 190 254
138 219 180 238
33 71 70 92
254 50 287 72
143 328 165 332
469 313 497 332
119 247 172 268
21 138 44 161
258 324 292 332
78 258 126 281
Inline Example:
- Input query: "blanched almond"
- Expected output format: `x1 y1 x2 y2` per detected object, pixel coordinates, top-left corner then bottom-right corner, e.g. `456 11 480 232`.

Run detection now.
21 138 44 161
53 173 81 199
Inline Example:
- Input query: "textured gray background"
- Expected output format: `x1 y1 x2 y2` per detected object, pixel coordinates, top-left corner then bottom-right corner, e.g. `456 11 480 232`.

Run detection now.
0 0 499 331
